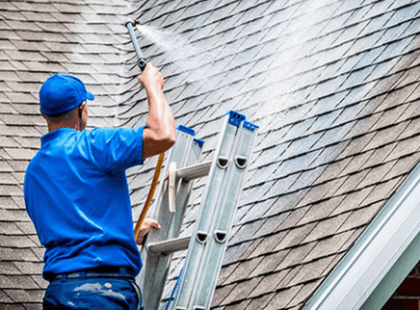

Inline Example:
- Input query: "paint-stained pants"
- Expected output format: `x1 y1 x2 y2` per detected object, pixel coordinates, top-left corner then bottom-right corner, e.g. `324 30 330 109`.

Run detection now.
43 277 144 310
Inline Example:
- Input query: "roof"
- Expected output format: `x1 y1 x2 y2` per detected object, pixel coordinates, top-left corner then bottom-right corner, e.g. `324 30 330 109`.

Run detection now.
1 0 420 309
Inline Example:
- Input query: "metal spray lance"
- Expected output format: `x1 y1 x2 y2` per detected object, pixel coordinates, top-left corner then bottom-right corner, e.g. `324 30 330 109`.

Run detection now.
125 19 147 72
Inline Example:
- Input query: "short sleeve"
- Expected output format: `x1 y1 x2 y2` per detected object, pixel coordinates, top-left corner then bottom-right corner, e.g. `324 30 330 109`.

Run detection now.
87 127 144 173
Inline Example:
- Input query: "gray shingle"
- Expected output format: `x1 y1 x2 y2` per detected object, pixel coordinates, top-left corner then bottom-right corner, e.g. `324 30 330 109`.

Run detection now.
0 186 22 197
8 161 30 173
224 238 262 264
0 262 21 275
223 299 250 310
248 232 287 259
217 263 238 287
331 187 373 215
31 275 48 290
264 285 302 310
0 197 19 209
275 243 315 272
0 275 39 289
212 283 236 306
309 142 350 168
386 152 420 179
0 248 39 262
274 223 316 252
302 213 350 243
288 255 336 287
339 151 373 176
303 231 353 263
338 202 383 232
0 222 21 235
0 290 14 303
0 235 36 248
387 135 420 161
288 279 323 308
4 289 32 303
263 174 301 200
4 148 36 160
250 250 289 277
253 213 288 238
249 270 289 298
220 276 261 305
363 176 403 206
297 196 345 226
297 179 344 207
338 132 376 159
244 292 274 309
357 161 396 188
13 262 43 275
223 257 263 284
275 206 311 233
22 303 43 310
339 227 365 252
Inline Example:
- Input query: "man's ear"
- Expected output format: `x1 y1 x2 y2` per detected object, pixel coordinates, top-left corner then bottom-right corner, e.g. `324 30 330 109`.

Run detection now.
78 101 88 131
79 102 86 117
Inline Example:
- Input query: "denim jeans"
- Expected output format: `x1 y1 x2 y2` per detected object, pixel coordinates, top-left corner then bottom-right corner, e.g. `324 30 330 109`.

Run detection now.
43 277 144 310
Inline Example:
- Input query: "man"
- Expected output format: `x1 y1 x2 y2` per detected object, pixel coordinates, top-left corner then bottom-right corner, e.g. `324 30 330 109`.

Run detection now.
24 63 176 310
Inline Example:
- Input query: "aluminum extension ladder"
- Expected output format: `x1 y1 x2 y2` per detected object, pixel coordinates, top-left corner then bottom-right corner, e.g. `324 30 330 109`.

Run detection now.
137 111 259 310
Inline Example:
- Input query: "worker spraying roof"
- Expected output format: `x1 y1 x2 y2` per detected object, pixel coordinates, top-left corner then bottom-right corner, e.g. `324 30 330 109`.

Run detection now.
24 28 176 308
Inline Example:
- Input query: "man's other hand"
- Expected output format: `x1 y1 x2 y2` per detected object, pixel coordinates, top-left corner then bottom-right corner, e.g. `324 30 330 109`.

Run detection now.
136 218 161 246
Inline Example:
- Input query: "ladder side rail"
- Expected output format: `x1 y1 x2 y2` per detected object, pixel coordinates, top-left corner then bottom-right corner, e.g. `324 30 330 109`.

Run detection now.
192 123 258 308
188 120 247 308
138 128 202 310
174 115 240 309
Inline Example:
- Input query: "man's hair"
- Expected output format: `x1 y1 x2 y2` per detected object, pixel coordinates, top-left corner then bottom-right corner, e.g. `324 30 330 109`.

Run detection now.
46 106 78 123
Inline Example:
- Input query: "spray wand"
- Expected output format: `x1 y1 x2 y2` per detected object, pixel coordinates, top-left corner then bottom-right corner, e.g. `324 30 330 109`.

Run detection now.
125 19 165 241
125 19 147 72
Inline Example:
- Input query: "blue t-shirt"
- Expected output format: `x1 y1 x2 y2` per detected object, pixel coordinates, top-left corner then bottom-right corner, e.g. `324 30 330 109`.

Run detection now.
24 127 144 279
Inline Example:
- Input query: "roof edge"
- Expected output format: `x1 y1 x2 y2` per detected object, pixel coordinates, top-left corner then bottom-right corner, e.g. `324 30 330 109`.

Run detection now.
302 162 420 310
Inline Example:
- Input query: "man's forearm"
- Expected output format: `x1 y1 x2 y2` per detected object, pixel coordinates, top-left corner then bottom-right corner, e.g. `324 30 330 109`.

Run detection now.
145 86 175 143
139 63 176 159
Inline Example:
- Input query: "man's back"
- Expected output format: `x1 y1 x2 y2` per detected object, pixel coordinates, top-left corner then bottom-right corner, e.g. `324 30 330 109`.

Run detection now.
24 127 144 278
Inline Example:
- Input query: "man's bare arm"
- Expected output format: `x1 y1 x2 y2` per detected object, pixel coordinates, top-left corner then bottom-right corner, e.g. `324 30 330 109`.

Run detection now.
139 63 176 160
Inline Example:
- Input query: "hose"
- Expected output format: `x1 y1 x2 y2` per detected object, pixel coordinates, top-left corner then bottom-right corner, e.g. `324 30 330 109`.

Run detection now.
134 152 165 240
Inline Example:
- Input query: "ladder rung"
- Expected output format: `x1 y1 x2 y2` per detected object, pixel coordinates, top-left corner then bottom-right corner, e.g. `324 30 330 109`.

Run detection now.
176 161 212 181
147 236 191 255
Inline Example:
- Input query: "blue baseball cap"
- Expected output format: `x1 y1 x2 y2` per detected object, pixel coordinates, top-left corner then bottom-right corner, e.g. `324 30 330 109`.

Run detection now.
39 73 94 116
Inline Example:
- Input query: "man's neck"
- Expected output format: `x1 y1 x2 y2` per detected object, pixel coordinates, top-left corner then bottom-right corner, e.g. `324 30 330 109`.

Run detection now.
47 121 79 133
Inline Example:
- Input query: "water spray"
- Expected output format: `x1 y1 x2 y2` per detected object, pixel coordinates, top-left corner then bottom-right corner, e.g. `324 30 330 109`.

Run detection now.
124 19 147 71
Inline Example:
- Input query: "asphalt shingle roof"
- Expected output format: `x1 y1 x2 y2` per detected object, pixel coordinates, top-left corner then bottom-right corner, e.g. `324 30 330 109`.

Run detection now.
2 0 420 309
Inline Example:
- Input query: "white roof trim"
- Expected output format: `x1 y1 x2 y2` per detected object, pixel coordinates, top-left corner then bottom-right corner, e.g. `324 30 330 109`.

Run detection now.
302 162 420 310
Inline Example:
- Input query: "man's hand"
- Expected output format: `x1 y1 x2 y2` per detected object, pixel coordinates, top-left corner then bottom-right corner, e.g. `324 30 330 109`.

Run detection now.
138 63 164 91
136 218 161 246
